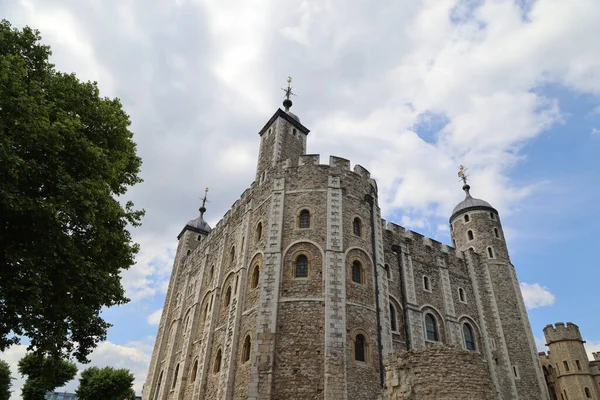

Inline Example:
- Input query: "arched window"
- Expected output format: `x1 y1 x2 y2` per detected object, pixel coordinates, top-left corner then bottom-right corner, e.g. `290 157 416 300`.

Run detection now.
353 217 362 236
384 264 391 280
464 214 470 222
299 209 311 228
190 360 198 382
295 255 308 278
390 303 397 332
184 312 191 332
425 313 438 341
487 247 494 258
585 387 591 398
463 323 476 350
225 286 232 307
351 261 362 284
467 230 474 241
230 247 235 264
187 249 191 255
355 334 366 362
203 303 209 322
214 348 222 373
242 335 251 363
459 288 466 303
494 227 499 238
423 276 430 291
209 265 214 281
251 265 260 288
256 222 262 242
172 363 179 388
198 234 202 240
153 371 163 400
490 212 496 220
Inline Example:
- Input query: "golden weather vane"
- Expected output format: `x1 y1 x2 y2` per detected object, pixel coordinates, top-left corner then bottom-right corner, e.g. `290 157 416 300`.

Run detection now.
458 165 469 185
282 76 296 100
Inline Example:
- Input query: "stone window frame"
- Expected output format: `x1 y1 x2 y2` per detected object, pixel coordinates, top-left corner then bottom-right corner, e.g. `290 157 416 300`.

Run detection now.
255 221 263 243
251 263 260 289
241 333 252 364
422 275 432 292
224 285 232 307
384 263 392 281
424 313 439 342
464 214 470 223
585 387 592 398
350 259 365 285
576 360 581 370
214 347 223 374
351 329 371 364
230 246 236 265
291 251 312 279
489 212 496 221
389 301 398 332
190 358 199 383
296 206 314 230
563 361 570 372
467 230 474 241
494 227 500 239
183 308 192 334
172 363 180 389
197 234 202 241
421 306 445 343
512 364 521 380
462 322 477 351
209 265 215 282
487 246 495 259
458 287 467 304
352 216 364 237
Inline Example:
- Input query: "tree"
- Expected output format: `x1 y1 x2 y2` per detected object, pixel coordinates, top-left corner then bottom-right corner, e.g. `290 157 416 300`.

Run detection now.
0 360 13 400
18 353 77 400
76 366 135 400
0 19 144 363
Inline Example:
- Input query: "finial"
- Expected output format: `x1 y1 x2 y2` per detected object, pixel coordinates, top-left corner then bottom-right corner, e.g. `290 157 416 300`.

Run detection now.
199 187 209 216
282 76 295 112
457 165 471 196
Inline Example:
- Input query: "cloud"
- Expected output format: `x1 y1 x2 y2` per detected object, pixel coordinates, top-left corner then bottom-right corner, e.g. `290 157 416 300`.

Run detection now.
147 308 163 326
592 128 600 135
585 340 600 361
520 282 556 309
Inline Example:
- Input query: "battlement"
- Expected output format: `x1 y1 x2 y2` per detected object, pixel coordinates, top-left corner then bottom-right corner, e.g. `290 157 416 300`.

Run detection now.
594 352 600 361
543 322 584 344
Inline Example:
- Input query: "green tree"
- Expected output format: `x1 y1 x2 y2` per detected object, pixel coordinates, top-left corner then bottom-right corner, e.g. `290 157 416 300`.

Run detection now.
0 360 13 400
0 19 143 363
76 366 136 400
18 353 77 400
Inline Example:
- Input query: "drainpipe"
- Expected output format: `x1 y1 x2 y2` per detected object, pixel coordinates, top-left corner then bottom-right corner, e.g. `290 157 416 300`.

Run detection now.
391 245 411 351
364 193 385 388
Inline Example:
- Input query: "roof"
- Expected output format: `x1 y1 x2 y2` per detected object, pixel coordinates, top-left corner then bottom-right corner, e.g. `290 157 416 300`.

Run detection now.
450 185 497 221
177 211 211 239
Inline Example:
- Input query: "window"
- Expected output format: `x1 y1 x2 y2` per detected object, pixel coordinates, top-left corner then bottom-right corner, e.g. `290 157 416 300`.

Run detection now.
175 293 181 307
487 247 494 258
190 360 198 382
513 365 520 380
299 209 311 228
563 361 570 372
351 261 362 284
353 217 362 236
256 222 262 242
384 264 391 280
187 249 191 255
225 286 232 307
234 276 238 293
242 335 251 363
494 227 500 238
172 364 179 388
423 276 431 291
251 265 260 288
184 312 191 331
463 323 476 350
563 390 568 400
464 214 470 222
214 349 222 373
467 230 474 241
154 371 163 400
459 288 466 303
197 234 202 240
576 360 581 370
295 255 308 278
425 313 438 341
490 212 496 220
209 265 214 281
230 247 235 264
355 334 366 362
292 128 297 136
203 304 209 322
585 387 591 398
390 303 397 332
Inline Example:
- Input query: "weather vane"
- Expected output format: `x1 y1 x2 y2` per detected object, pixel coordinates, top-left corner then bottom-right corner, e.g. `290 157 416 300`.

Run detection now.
199 187 209 216
458 165 469 185
282 76 296 100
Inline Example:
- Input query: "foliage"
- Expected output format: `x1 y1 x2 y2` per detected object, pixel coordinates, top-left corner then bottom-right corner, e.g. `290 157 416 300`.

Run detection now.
0 19 144 363
76 366 135 400
0 360 13 400
18 353 77 400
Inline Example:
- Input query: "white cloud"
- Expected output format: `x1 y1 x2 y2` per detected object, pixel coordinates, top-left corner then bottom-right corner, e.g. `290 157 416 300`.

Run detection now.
147 308 163 326
592 128 600 135
520 282 556 309
584 340 600 361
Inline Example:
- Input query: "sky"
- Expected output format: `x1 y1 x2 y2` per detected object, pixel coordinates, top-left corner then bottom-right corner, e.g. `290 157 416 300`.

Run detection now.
1 0 600 398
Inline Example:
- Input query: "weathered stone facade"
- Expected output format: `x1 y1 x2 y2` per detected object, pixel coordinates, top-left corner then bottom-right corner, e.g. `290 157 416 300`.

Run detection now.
142 105 550 400
539 323 600 400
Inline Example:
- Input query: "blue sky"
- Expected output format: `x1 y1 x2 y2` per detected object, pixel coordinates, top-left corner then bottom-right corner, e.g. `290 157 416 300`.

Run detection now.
1 0 599 398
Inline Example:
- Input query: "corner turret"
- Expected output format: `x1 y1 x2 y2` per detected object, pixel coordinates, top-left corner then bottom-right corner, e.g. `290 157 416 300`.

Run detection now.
543 322 584 345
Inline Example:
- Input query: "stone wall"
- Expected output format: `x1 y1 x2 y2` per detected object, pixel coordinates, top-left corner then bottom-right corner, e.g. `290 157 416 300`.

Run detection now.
383 344 496 400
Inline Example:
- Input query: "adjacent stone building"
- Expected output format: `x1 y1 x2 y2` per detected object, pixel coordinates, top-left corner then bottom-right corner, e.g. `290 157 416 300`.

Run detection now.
539 323 600 400
142 94 552 399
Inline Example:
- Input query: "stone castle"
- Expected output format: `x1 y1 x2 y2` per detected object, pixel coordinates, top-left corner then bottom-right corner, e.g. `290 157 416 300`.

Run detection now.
142 91 597 399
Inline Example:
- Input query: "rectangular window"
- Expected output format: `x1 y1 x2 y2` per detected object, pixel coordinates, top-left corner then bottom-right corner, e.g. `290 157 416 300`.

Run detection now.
576 360 581 370
513 365 520 380
563 361 570 372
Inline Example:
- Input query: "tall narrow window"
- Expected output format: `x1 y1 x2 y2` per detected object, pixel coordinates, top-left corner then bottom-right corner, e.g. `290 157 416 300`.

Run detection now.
355 334 366 362
190 360 198 382
494 227 500 238
490 212 496 220
425 313 438 341
563 361 570 372
295 255 308 278
299 209 311 228
487 247 494 258
225 286 232 306
172 364 179 388
353 217 362 236
256 222 262 242
423 276 430 291
463 323 476 350
351 261 362 284
390 303 397 332
204 304 209 322
459 288 466 303
209 265 214 281
585 388 591 398
252 265 260 288
464 214 470 222
242 335 251 363
214 349 222 373
576 360 581 370
230 247 235 264
184 313 190 331
187 249 191 255
384 264 391 280
154 372 163 400
467 230 474 241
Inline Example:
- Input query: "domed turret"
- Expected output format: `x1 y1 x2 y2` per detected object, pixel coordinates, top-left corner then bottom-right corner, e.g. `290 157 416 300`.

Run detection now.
177 189 212 240
450 184 497 221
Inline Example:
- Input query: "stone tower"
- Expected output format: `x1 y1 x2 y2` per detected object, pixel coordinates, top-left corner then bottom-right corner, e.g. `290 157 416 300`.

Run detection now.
543 322 600 400
450 183 549 399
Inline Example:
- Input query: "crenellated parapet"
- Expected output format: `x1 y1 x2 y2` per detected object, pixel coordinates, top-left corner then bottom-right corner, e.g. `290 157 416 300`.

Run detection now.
593 352 600 361
543 322 584 344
